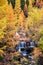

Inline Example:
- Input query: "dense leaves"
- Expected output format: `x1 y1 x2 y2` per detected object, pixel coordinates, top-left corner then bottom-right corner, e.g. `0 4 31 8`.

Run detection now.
0 0 43 65
38 37 43 52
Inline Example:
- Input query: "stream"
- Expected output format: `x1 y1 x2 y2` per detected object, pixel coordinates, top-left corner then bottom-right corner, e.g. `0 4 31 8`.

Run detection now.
16 41 36 65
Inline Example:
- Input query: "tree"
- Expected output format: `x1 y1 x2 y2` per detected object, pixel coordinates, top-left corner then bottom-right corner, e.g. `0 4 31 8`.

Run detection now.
0 0 8 42
14 0 21 14
20 0 25 10
38 37 43 53
0 17 7 42
26 0 29 7
7 0 15 8
0 0 15 53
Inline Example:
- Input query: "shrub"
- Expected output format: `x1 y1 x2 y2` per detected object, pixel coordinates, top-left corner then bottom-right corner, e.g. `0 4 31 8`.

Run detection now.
38 37 43 53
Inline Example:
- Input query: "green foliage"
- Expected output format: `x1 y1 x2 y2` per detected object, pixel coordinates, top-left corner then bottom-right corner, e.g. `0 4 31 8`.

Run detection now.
8 0 15 8
20 0 25 10
26 0 29 7
11 0 15 8
7 0 10 4
38 37 43 52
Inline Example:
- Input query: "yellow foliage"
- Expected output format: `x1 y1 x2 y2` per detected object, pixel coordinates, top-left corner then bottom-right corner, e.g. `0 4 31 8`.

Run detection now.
0 0 7 6
0 17 7 40
0 3 8 19
0 17 7 29
0 46 7 50
0 49 4 54
0 0 43 56
39 26 43 35
40 8 43 19
26 8 41 29
14 0 21 14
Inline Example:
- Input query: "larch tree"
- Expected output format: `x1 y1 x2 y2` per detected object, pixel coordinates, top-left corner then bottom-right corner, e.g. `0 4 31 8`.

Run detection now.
14 0 21 14
0 0 8 42
29 0 33 9
0 0 15 52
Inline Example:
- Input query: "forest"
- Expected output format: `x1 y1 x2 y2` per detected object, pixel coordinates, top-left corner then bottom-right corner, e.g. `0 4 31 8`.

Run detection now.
0 0 43 65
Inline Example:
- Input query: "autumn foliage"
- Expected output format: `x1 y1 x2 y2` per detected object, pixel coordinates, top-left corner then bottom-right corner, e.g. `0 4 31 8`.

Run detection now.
0 0 43 65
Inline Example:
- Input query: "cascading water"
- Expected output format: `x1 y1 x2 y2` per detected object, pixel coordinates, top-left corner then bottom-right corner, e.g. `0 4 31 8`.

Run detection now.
15 41 35 65
16 41 35 55
29 41 35 48
18 41 26 54
18 45 21 52
19 41 26 48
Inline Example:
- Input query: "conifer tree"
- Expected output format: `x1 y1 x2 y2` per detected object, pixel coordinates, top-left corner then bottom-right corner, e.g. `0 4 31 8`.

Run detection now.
21 0 25 10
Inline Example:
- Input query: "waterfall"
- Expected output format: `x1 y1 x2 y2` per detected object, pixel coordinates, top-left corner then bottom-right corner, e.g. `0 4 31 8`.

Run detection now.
20 41 26 47
15 41 36 65
18 41 26 51
29 41 35 48
18 45 21 52
16 41 35 55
